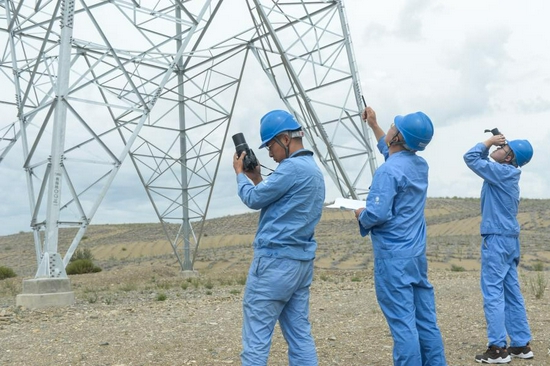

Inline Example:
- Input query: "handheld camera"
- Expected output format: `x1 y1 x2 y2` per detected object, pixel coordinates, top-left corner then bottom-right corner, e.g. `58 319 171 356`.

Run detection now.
484 127 505 146
232 133 259 172
484 128 501 136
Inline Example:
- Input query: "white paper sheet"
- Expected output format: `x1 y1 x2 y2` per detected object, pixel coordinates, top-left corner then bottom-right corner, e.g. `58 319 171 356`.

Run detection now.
326 197 366 210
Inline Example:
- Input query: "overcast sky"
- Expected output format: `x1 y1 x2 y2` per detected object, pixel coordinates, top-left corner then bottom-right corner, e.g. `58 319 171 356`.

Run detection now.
1 0 549 236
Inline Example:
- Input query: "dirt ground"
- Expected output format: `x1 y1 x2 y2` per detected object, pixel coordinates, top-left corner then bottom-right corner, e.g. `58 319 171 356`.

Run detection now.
2 198 549 365
1 262 549 366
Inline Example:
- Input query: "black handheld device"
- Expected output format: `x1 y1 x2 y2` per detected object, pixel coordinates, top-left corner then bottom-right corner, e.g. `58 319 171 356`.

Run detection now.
484 128 501 136
484 128 506 146
232 133 259 172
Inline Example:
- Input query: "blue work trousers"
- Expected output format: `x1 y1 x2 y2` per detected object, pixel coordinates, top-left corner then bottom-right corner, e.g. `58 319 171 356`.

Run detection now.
374 254 447 366
241 256 317 366
481 234 531 347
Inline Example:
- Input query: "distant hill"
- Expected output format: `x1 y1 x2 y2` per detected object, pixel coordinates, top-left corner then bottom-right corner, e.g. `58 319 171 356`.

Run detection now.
1 197 549 277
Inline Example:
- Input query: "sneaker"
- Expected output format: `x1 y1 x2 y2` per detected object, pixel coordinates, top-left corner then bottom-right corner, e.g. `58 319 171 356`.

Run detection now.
507 343 534 359
475 345 511 364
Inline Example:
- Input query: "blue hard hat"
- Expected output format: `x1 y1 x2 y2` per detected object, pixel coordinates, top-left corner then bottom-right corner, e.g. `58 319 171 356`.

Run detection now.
393 111 434 151
507 139 533 167
259 110 301 149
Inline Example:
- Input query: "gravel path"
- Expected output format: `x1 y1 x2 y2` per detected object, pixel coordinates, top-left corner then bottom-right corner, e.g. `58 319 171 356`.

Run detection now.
1 264 549 366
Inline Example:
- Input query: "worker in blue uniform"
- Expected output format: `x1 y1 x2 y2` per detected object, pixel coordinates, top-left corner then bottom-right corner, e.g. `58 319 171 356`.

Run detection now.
233 109 325 366
464 133 534 364
354 106 447 366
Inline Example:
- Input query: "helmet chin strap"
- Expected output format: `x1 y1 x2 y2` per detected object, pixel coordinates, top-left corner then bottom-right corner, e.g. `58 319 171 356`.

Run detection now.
386 132 398 148
284 138 293 158
387 131 407 149
494 147 514 165
276 130 303 158
286 130 303 158
272 136 290 158
499 157 517 167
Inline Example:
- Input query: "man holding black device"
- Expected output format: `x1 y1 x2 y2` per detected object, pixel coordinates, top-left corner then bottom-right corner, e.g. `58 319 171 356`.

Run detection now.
232 109 325 366
464 130 534 364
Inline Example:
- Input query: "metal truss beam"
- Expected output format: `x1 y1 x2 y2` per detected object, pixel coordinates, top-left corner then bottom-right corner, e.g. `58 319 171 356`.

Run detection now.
0 0 376 275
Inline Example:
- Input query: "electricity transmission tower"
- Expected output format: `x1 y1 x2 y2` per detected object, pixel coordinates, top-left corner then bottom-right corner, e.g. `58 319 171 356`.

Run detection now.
0 0 377 279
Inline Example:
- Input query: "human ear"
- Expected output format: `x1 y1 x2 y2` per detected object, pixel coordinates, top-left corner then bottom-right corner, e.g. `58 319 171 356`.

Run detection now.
283 133 291 146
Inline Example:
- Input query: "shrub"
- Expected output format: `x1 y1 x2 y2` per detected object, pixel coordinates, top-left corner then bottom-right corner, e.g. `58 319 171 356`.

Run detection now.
120 283 138 292
86 292 98 303
156 293 167 301
155 280 171 290
0 266 17 280
236 273 247 286
0 278 19 296
532 261 544 272
450 264 466 272
66 259 102 275
528 272 548 300
70 248 94 262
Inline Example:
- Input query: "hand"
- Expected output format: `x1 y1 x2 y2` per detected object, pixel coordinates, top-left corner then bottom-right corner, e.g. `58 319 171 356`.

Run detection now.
354 207 365 219
362 106 385 141
485 134 506 148
362 106 378 129
233 152 245 175
244 163 262 185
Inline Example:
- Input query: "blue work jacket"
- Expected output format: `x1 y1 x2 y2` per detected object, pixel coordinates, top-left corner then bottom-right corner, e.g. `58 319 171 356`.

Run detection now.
237 149 325 260
358 137 429 259
464 142 521 237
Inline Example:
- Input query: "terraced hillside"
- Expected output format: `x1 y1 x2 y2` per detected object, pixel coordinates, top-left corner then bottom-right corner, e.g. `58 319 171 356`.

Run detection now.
1 197 549 277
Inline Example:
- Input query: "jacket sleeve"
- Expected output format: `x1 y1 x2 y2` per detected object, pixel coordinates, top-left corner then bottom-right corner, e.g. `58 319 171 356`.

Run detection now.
463 142 515 186
376 135 390 161
237 162 295 210
357 169 396 236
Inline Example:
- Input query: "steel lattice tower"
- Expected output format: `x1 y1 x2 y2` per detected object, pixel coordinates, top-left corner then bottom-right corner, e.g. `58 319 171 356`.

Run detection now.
0 0 377 277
